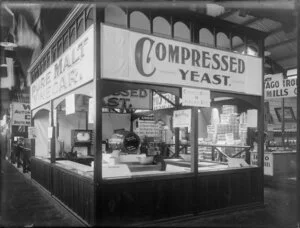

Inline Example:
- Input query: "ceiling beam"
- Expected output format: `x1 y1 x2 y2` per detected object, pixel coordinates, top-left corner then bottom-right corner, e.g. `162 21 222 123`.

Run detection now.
266 26 283 36
265 37 296 50
241 17 260 26
274 53 297 62
265 56 286 74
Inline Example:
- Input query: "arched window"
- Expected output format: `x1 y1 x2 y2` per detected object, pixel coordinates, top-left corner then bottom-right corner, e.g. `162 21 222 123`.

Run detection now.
199 28 214 47
174 21 190 41
57 38 63 57
85 6 94 28
232 36 244 54
77 13 85 37
153 16 171 37
69 23 76 45
63 32 69 52
130 11 150 32
216 32 230 50
105 5 127 27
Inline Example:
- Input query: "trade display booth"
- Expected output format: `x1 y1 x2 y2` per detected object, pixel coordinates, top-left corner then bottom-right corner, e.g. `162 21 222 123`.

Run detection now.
29 4 266 226
253 72 297 178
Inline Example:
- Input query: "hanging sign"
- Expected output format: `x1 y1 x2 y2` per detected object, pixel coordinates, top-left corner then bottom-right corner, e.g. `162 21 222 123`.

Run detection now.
28 126 37 139
30 25 95 109
103 89 152 109
65 94 75 115
173 109 191 128
250 152 273 176
101 24 262 96
10 102 31 126
264 73 297 99
88 98 95 124
134 116 160 137
153 92 175 110
182 87 211 107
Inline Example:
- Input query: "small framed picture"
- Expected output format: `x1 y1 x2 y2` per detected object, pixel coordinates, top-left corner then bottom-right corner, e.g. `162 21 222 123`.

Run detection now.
274 107 296 122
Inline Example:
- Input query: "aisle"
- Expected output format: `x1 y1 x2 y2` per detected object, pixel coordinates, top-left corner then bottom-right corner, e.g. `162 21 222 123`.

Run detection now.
0 159 86 227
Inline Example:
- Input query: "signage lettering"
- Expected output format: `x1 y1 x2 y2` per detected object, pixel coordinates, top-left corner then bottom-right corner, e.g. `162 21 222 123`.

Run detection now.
264 74 297 99
11 102 31 126
102 24 262 96
30 25 94 109
103 89 151 109
54 38 88 79
135 37 245 79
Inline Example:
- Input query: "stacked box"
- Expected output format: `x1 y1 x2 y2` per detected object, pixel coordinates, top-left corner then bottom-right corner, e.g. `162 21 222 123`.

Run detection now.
220 114 230 123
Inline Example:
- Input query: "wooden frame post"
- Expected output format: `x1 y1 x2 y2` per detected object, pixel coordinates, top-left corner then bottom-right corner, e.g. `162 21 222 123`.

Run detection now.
257 38 265 203
190 107 198 214
93 5 104 226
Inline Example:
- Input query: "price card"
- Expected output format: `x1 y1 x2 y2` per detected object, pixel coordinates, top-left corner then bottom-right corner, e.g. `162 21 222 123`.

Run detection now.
182 87 211 107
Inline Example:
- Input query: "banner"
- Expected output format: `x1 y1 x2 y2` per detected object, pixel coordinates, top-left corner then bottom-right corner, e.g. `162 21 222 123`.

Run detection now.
11 102 31 126
101 24 262 96
30 25 95 109
264 73 297 99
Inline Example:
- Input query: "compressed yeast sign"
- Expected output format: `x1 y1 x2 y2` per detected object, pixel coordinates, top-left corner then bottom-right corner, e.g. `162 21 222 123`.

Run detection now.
101 24 262 96
30 25 95 109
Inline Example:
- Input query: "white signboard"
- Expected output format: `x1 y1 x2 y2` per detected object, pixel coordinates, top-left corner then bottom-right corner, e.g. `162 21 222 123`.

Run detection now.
103 89 152 109
48 127 53 139
182 87 210 107
28 126 37 139
11 102 31 126
153 92 175 110
173 109 191 128
30 25 95 109
88 98 95 124
265 73 297 99
250 152 273 176
102 24 262 96
135 117 160 137
66 94 75 115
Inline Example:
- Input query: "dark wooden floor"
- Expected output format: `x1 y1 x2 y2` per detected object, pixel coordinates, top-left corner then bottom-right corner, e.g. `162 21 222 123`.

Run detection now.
0 159 86 227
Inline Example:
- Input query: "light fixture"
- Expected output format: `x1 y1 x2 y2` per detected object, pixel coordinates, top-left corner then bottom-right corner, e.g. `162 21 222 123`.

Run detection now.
0 27 17 48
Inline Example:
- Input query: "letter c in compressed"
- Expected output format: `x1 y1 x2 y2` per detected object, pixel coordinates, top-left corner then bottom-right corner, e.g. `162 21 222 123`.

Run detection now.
135 37 156 77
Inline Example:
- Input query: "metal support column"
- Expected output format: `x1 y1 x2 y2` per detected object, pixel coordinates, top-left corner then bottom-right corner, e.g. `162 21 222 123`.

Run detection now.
296 0 300 226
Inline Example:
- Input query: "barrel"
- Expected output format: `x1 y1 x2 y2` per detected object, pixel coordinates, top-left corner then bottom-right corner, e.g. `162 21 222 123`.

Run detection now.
108 131 140 153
